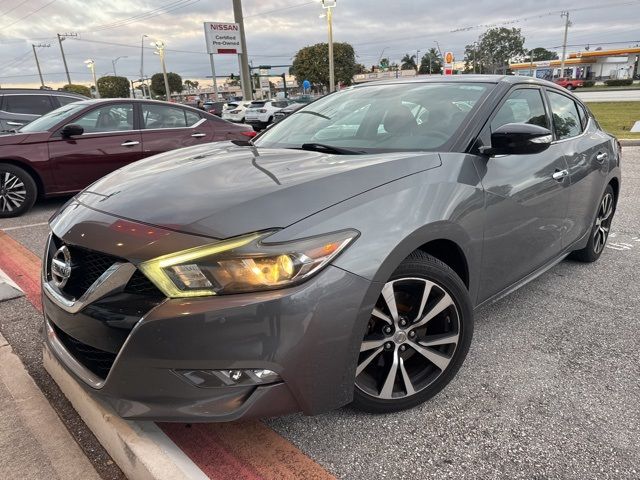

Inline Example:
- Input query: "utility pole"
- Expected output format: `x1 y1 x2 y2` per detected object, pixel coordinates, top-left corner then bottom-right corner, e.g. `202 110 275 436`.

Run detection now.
416 49 421 73
559 11 571 78
84 59 99 98
140 34 148 98
321 0 337 92
32 43 49 88
473 42 477 74
57 33 76 85
232 0 252 100
152 41 171 101
529 49 535 77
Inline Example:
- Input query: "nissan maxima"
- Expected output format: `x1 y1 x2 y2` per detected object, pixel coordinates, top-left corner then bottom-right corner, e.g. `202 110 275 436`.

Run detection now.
43 76 620 421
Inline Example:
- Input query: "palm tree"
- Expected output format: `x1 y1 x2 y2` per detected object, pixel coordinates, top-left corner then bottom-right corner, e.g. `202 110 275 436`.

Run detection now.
401 54 417 71
183 79 194 93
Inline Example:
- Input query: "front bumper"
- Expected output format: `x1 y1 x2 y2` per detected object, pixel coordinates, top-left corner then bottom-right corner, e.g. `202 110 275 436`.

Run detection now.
43 215 377 421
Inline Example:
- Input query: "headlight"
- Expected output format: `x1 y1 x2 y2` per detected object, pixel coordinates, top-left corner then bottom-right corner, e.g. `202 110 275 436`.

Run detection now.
139 230 358 298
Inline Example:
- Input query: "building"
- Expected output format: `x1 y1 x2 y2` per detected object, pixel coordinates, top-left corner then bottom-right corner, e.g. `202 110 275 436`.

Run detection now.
509 47 640 80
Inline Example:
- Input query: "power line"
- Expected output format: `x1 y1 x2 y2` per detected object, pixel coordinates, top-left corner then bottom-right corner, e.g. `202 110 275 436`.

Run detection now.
244 1 315 18
91 0 201 32
1 0 59 30
0 0 31 17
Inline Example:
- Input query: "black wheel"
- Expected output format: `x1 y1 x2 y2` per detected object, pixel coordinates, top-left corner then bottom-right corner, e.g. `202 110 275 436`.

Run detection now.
570 185 615 262
0 163 37 218
566 84 575 91
352 251 473 413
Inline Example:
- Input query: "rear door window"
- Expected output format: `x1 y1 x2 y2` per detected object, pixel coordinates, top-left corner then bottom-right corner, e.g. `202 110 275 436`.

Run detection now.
142 104 188 129
3 95 54 115
185 110 202 126
491 88 549 132
56 96 82 107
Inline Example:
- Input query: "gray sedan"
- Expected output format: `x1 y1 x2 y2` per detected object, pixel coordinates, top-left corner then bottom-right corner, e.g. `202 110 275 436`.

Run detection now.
42 75 620 421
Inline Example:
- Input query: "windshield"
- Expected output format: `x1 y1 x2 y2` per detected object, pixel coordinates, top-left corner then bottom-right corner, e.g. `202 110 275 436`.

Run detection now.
19 103 87 133
254 82 491 153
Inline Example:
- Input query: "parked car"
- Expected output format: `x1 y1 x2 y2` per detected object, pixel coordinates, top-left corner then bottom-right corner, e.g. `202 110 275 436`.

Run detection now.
203 100 225 116
0 88 87 132
42 76 620 421
554 77 585 90
245 99 290 129
221 101 252 122
273 102 306 123
0 98 255 217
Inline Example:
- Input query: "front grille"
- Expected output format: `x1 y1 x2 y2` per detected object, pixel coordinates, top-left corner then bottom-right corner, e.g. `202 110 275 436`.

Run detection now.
61 244 122 298
124 270 164 298
53 324 117 379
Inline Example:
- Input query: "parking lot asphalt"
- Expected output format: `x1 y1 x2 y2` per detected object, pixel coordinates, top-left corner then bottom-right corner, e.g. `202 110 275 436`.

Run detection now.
0 148 639 480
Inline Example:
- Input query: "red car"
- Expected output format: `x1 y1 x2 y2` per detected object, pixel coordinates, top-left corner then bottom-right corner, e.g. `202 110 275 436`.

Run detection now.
0 99 255 217
554 77 585 90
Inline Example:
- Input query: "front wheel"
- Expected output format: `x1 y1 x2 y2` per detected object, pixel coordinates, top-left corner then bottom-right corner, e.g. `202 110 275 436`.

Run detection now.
352 251 473 413
570 185 615 262
0 163 37 218
566 84 575 90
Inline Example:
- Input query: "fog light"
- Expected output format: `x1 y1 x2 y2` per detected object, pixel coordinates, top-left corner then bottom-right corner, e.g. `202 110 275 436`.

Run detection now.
177 368 282 388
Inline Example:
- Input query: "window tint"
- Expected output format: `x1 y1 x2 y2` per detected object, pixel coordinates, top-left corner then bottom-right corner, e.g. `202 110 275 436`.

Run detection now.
491 89 549 132
142 104 188 129
272 101 289 108
73 104 134 133
185 110 202 126
3 95 53 115
547 90 582 140
56 96 82 107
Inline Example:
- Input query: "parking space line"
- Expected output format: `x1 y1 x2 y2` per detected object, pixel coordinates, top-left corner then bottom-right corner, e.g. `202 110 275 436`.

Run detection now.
1 221 49 232
0 230 335 480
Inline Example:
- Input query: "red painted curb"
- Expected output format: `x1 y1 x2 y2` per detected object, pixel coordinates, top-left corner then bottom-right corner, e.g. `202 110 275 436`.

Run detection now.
0 230 335 480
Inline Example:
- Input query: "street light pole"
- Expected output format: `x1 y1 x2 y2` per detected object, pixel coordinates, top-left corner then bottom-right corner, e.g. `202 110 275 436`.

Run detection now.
140 34 148 98
84 59 99 98
32 43 49 88
321 0 337 92
112 56 127 76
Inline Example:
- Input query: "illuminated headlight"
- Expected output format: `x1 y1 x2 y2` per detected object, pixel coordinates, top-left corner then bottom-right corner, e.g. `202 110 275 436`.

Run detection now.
138 230 358 297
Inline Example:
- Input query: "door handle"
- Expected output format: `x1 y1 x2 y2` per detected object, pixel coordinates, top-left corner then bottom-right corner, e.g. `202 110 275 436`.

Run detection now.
121 140 140 147
596 152 608 163
6 121 24 126
552 169 569 181
191 133 206 138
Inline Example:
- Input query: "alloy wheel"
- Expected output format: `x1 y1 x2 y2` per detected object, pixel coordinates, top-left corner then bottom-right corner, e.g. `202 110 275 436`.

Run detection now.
0 171 27 213
356 277 460 400
593 192 614 254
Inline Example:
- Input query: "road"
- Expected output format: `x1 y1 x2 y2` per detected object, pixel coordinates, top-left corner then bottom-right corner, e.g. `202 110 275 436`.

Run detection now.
1 148 639 479
576 88 640 102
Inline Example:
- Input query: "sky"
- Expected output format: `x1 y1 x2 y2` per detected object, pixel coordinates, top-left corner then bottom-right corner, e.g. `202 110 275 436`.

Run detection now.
1 0 639 89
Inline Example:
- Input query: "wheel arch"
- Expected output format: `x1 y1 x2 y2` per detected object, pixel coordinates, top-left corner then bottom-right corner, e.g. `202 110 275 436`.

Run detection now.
608 176 620 206
0 158 43 197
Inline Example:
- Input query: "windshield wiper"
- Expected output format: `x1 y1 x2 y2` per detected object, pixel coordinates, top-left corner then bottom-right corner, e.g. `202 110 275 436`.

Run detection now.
296 111 331 120
298 143 362 155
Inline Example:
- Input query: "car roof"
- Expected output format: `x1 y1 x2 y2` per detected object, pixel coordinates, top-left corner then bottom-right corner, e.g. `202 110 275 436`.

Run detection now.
0 88 87 98
351 74 560 90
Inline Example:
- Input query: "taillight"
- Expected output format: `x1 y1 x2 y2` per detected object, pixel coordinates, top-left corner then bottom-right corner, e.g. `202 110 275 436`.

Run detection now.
230 109 241 114
258 109 267 113
241 130 257 137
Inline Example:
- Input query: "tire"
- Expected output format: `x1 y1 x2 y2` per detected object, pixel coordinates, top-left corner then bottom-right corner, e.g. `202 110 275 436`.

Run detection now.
566 84 574 90
0 163 37 218
570 184 615 262
352 251 474 413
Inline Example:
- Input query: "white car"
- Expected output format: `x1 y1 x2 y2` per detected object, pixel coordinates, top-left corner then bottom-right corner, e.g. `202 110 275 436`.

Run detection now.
221 102 251 123
244 99 290 129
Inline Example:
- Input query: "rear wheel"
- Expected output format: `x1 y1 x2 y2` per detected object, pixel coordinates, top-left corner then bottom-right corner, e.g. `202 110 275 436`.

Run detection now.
566 84 575 90
570 185 615 262
0 163 37 218
352 252 473 413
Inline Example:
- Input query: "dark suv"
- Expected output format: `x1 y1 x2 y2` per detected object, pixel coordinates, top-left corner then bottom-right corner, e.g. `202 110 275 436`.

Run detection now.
0 89 87 132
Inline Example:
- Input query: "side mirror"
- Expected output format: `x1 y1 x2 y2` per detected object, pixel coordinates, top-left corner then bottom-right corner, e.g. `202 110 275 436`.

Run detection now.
61 124 84 138
482 123 552 156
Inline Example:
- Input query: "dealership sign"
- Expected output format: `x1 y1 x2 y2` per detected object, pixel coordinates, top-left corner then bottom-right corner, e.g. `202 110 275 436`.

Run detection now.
204 22 242 54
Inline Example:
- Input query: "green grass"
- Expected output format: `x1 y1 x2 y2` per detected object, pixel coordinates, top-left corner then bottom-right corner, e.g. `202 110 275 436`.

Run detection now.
586 101 640 139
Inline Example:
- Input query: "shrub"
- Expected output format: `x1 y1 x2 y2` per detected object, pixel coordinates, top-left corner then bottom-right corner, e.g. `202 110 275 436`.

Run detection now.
96 76 130 98
604 78 634 87
60 84 91 97
582 80 596 88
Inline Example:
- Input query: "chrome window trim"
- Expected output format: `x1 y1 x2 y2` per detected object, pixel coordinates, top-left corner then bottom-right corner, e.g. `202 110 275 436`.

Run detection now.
69 117 207 136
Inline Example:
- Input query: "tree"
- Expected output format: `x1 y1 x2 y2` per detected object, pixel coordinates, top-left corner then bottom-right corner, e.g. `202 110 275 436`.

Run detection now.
96 76 130 98
379 57 390 71
291 42 357 89
184 79 195 92
60 84 91 97
150 72 183 98
463 27 526 74
400 54 417 71
525 47 558 62
418 48 443 74
355 63 367 74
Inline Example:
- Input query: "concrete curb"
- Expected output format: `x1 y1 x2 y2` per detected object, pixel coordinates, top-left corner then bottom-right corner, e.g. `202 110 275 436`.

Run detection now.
43 344 209 480
0 267 24 302
619 139 640 146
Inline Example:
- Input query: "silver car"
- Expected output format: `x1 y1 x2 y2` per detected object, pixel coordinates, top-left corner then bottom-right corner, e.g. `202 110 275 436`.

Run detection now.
43 76 620 421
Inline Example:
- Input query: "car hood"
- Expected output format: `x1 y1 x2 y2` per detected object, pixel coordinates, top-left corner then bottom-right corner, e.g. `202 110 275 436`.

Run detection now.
76 142 442 239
